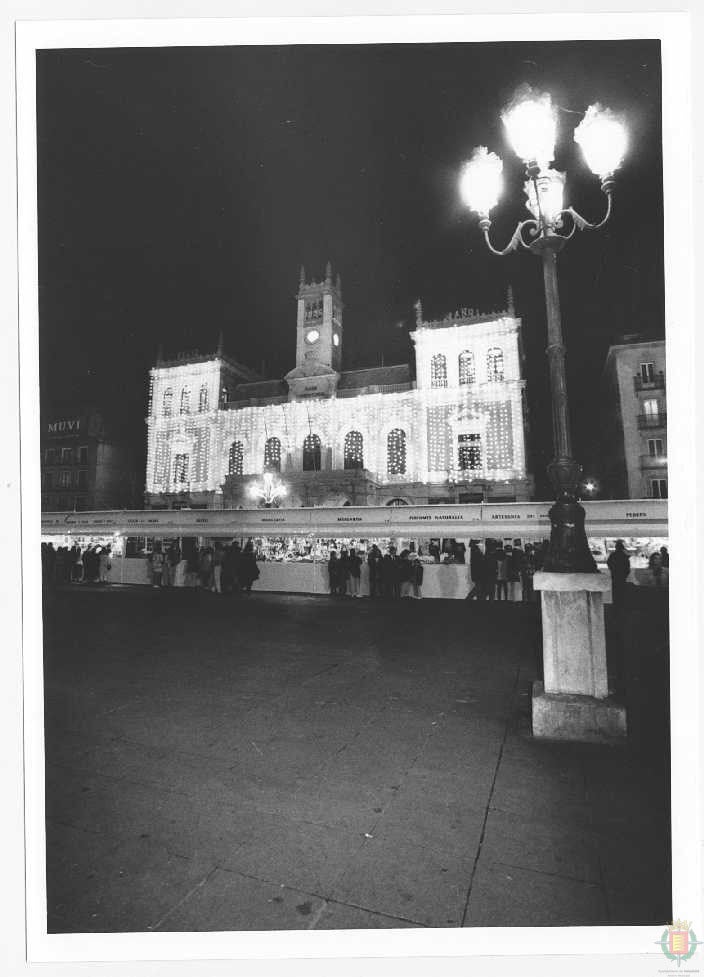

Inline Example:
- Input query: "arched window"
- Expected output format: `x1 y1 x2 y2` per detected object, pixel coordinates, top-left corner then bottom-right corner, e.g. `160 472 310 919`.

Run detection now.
220 386 229 407
264 437 281 473
180 387 191 414
303 434 322 472
198 385 209 412
487 347 504 382
173 453 189 484
162 388 173 416
430 353 448 388
386 497 409 506
459 351 475 385
387 428 407 475
344 430 364 470
228 441 243 477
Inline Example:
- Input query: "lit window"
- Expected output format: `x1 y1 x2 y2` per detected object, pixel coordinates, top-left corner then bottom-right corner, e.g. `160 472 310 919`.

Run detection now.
198 385 209 412
228 441 244 477
221 386 229 407
459 351 475 385
387 429 407 475
487 347 504 381
430 354 448 388
303 434 321 472
180 388 191 414
458 433 482 471
344 431 364 470
643 399 659 418
651 478 667 499
173 454 189 484
264 437 282 473
162 388 173 416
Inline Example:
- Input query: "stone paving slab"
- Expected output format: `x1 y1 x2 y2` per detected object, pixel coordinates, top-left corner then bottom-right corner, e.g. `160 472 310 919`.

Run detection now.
43 587 671 932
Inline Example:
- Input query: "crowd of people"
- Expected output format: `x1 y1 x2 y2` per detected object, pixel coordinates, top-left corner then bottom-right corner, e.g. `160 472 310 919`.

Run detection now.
607 540 669 605
41 541 112 586
146 540 260 594
328 544 425 599
464 539 543 602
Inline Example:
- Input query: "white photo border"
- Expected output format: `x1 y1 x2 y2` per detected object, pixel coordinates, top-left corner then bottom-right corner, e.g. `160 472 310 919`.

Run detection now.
14 8 700 969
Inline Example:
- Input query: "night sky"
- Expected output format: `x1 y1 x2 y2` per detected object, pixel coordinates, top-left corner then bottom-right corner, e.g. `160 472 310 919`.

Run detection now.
36 39 664 498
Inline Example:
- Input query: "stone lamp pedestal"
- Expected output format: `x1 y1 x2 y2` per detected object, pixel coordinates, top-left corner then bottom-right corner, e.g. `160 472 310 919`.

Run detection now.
532 571 627 743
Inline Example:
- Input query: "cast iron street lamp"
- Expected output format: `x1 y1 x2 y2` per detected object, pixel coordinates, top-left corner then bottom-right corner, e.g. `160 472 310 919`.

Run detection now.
459 87 628 572
248 471 287 508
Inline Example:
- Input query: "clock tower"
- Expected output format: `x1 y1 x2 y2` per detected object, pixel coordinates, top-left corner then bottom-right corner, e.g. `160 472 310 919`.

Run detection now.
294 262 343 372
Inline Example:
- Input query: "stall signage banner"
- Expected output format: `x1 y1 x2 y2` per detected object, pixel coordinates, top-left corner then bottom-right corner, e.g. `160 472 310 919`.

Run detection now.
393 504 482 527
480 503 551 525
40 499 669 539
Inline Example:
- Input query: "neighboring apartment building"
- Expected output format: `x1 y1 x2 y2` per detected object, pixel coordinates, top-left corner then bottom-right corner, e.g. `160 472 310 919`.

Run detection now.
600 337 667 499
40 409 139 511
144 265 533 509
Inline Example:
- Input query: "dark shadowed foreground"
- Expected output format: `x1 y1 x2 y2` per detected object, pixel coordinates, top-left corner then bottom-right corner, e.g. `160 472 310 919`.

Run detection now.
42 586 670 932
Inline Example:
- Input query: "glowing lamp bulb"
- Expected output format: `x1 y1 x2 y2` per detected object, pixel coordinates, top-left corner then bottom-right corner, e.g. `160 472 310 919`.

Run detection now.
502 87 557 166
574 103 628 178
524 169 565 224
459 147 504 217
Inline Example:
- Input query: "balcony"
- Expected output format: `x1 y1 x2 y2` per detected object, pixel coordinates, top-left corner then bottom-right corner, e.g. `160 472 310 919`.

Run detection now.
640 454 668 469
637 412 667 430
634 372 665 392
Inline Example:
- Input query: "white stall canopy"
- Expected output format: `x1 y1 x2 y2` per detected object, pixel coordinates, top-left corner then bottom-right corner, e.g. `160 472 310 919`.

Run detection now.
41 500 668 541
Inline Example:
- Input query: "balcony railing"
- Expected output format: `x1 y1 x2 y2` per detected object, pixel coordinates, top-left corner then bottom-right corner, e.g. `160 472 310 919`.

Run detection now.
336 383 413 398
640 454 668 468
634 372 666 392
637 412 667 429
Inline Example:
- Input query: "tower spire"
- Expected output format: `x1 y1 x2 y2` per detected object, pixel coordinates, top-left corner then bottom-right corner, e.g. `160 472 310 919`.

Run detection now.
216 330 224 357
507 284 515 316
325 260 333 286
299 264 306 287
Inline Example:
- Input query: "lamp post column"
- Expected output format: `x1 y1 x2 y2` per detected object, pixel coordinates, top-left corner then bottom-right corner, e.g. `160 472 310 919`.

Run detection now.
532 235 597 573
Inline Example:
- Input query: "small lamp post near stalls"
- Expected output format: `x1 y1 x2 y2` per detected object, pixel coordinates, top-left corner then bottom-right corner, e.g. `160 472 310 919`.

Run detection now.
460 88 629 741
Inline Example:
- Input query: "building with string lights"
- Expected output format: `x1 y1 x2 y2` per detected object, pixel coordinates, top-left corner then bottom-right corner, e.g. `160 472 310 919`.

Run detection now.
144 264 533 510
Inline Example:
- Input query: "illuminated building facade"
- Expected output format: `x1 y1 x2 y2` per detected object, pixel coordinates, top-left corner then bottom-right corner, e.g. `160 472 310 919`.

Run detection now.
144 265 533 509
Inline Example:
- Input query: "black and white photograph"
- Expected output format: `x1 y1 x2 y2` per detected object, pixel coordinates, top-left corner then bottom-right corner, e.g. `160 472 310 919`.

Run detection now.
8 7 702 974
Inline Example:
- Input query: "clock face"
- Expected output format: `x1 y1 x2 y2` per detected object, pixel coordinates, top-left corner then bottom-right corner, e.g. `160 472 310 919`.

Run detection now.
332 332 340 347
305 328 320 344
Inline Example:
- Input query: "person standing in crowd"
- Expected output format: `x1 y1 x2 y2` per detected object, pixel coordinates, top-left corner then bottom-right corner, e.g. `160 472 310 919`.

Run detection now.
212 542 225 594
484 542 498 601
166 540 182 587
607 539 630 607
348 547 362 597
508 542 525 602
337 548 350 596
466 540 485 599
199 546 213 591
381 548 395 598
521 543 536 602
398 550 414 598
239 541 260 593
230 541 242 594
367 544 383 598
410 552 423 599
494 546 509 601
98 545 112 584
659 545 669 568
453 540 466 564
69 543 81 583
149 544 165 588
327 549 340 596
648 551 666 587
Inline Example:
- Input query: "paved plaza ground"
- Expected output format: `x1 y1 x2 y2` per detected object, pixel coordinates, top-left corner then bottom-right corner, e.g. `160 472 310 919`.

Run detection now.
42 585 671 932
